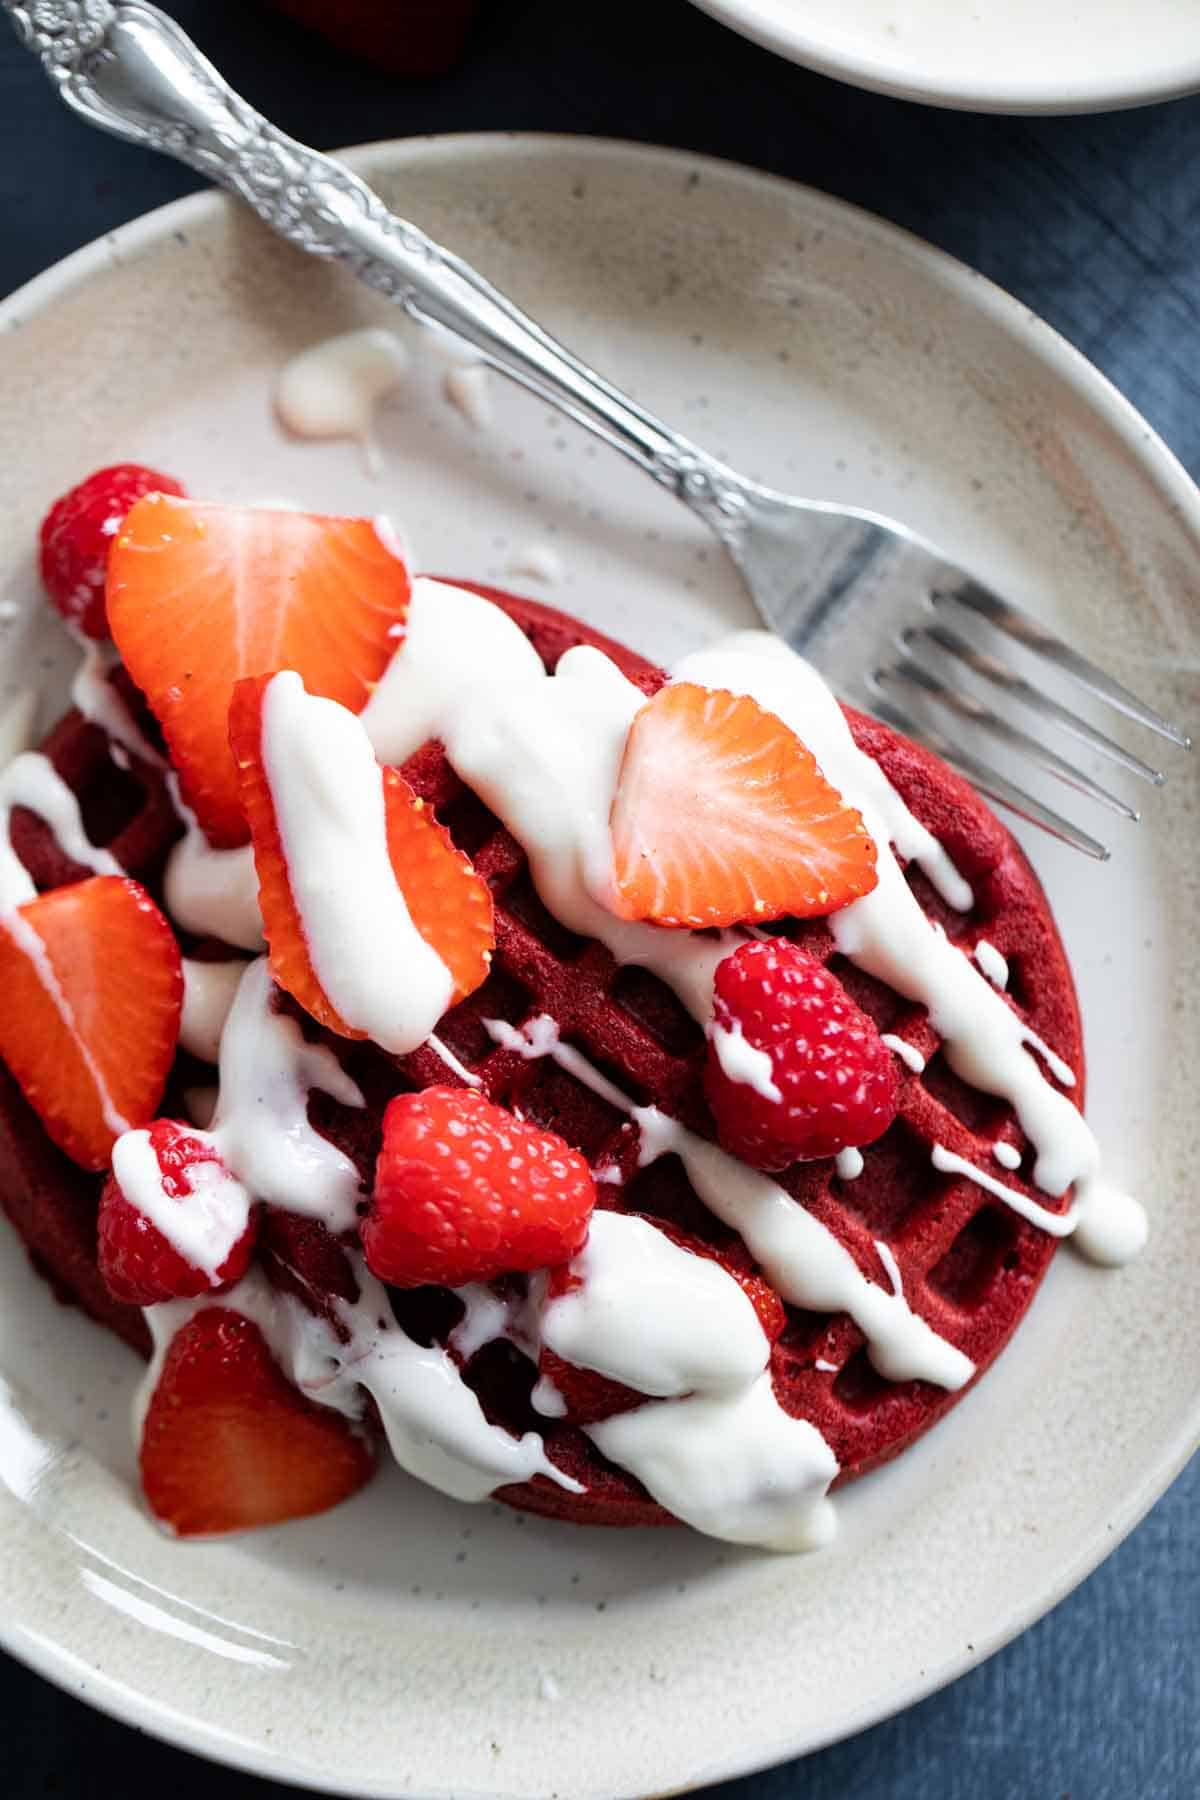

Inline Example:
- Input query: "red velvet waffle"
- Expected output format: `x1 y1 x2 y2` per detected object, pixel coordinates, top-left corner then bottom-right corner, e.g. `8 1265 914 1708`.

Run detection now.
0 587 1082 1529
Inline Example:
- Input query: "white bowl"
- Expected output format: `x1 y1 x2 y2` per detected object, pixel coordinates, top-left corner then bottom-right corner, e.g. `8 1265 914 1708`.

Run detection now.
688 0 1200 113
0 135 1197 1797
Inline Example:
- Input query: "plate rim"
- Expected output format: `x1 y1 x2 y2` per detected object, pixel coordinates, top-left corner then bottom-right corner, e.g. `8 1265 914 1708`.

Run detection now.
685 0 1200 114
1 130 1198 1795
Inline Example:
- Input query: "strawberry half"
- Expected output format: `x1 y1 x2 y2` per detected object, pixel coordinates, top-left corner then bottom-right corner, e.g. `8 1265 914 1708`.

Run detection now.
229 673 493 1041
609 681 878 928
140 1308 375 1536
0 876 182 1170
106 496 411 847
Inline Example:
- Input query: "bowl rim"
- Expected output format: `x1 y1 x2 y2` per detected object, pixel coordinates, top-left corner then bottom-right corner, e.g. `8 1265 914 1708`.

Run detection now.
685 0 1200 114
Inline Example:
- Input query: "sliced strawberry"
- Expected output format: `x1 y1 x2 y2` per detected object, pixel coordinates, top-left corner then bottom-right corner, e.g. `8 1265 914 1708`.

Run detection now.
229 672 493 1040
0 877 182 1170
537 1217 785 1424
609 681 878 928
107 496 411 846
140 1308 375 1536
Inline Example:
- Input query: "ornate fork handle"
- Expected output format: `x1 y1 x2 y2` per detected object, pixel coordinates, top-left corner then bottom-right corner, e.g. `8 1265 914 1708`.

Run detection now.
6 0 749 536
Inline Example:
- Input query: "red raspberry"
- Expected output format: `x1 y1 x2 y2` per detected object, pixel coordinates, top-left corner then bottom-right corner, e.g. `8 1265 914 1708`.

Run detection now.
537 1218 786 1424
704 939 899 1171
39 462 185 638
363 1087 596 1288
98 1118 256 1306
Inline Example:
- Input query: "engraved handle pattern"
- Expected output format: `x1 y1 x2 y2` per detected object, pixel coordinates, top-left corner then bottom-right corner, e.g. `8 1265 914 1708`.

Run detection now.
3 0 749 535
5 0 113 72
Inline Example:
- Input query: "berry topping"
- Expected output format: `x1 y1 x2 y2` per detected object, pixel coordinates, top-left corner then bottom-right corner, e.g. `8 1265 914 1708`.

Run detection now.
0 876 182 1170
363 1087 596 1288
609 682 878 929
538 1218 786 1425
139 1308 375 1536
98 1119 256 1306
704 938 899 1170
106 496 411 846
39 463 185 640
229 672 493 1043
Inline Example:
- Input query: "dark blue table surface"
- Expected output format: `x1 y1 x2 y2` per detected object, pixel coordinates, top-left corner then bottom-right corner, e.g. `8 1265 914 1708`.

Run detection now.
2 4 1198 1796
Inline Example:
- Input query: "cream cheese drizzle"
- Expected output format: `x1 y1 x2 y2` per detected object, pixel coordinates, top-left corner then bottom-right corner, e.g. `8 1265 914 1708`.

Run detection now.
274 328 409 475
163 774 264 953
206 957 365 1235
70 636 165 768
708 1018 782 1102
115 574 1145 1550
486 1013 973 1392
259 672 452 1055
111 1127 252 1279
0 750 121 913
136 1258 579 1507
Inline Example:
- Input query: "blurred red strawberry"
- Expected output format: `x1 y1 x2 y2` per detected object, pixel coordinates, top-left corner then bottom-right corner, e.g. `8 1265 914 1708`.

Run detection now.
259 0 478 76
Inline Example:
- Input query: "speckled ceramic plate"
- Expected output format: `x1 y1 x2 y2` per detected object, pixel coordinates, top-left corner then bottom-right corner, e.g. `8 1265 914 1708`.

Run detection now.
0 136 1196 1799
688 0 1200 113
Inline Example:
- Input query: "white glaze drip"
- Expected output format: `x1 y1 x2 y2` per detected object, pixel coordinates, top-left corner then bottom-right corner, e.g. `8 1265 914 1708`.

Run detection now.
137 1257 580 1506
589 1378 837 1553
992 1141 1022 1171
111 1127 251 1279
874 1239 904 1297
636 1105 974 1391
931 1143 1077 1237
426 1034 483 1087
973 939 1009 990
163 775 263 952
443 362 492 429
70 637 165 767
835 1146 864 1181
881 1033 926 1074
542 1211 769 1397
507 544 564 585
709 1019 782 1102
274 329 408 475
179 958 246 1065
208 958 364 1234
0 750 121 913
530 1375 568 1417
486 1013 972 1392
1070 1183 1149 1266
260 672 452 1054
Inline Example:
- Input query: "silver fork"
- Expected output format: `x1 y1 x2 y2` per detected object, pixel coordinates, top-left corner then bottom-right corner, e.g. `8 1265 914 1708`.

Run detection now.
8 1 1191 860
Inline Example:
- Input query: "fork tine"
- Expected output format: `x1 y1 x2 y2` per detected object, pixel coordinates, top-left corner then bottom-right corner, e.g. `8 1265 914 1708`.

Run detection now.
865 693 1110 860
902 622 1166 786
876 660 1139 820
934 578 1192 749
